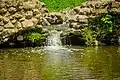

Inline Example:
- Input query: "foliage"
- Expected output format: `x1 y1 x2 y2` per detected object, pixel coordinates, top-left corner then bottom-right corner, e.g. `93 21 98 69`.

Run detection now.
82 27 97 46
40 0 85 11
24 32 45 43
99 13 120 41
101 14 113 33
87 13 120 45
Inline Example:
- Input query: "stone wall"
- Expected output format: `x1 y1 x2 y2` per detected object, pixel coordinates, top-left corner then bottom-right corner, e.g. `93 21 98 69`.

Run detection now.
63 0 120 29
0 0 65 44
0 0 120 45
0 0 49 43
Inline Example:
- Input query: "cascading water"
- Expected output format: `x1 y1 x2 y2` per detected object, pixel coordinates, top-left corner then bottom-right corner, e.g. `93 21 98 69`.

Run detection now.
44 30 62 51
44 30 71 53
46 30 62 47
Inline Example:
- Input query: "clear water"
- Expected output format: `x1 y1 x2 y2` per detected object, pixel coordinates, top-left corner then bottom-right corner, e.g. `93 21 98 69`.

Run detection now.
0 46 120 80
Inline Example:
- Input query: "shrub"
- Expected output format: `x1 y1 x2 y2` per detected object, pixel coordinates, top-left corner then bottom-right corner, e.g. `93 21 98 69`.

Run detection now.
24 32 45 43
82 27 97 46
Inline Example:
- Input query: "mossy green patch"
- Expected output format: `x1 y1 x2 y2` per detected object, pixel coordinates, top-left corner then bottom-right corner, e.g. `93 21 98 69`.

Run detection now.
40 0 85 11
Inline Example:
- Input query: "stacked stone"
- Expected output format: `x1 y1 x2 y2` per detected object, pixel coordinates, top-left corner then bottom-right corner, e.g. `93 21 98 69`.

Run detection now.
64 0 120 29
40 12 63 25
0 0 48 43
0 0 120 44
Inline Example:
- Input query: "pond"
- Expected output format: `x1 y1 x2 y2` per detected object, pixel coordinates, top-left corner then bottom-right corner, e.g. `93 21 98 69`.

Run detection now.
0 46 120 80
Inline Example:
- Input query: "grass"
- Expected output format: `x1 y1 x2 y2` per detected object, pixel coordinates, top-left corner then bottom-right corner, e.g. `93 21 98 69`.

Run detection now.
40 0 85 11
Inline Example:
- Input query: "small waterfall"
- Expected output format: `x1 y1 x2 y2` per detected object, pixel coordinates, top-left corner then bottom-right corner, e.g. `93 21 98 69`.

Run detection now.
44 30 71 53
44 30 63 51
46 30 62 47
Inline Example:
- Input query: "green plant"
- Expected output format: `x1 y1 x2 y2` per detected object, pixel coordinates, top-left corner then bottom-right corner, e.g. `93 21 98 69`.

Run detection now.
82 27 97 46
24 32 45 43
101 14 113 33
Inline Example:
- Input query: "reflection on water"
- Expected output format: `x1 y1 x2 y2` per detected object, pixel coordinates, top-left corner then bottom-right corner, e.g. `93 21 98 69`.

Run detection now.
0 46 120 80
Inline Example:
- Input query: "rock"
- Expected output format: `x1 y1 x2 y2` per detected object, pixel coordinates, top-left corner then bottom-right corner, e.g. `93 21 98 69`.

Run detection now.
75 15 89 19
45 17 55 24
13 13 23 19
4 12 10 17
3 38 8 42
11 19 17 24
40 2 46 7
9 42 15 46
15 21 22 29
41 28 49 33
73 7 80 14
40 8 49 13
33 9 40 15
23 2 35 10
18 6 23 10
9 7 16 13
73 30 82 36
19 17 25 22
0 8 7 14
17 35 23 41
48 12 63 24
3 29 16 35
21 20 34 28
36 25 42 28
112 2 120 8
42 18 51 25
35 14 41 19
3 17 9 24
67 15 77 22
78 19 88 23
25 11 33 19
0 26 3 32
70 22 78 28
4 21 14 29
0 3 6 8
0 21 4 26
9 16 14 20
0 15 3 21
31 18 38 25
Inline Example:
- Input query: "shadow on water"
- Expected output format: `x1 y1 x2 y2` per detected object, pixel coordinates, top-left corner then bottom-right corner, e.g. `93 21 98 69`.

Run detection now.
0 46 120 80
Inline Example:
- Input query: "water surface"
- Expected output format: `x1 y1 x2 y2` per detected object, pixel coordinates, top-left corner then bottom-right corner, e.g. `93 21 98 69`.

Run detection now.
0 46 120 80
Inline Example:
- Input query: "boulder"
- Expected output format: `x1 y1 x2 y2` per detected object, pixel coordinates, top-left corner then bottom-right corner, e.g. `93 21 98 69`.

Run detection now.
21 20 34 28
31 18 38 25
0 26 3 32
0 21 4 26
0 15 3 21
3 17 9 24
8 7 16 13
4 12 11 17
23 2 35 10
25 11 33 19
19 17 26 22
0 8 7 14
4 21 14 29
13 13 23 19
35 14 41 19
11 19 17 24
17 35 23 41
15 21 22 29
40 8 49 13
33 9 40 15
0 3 6 8
42 17 51 25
